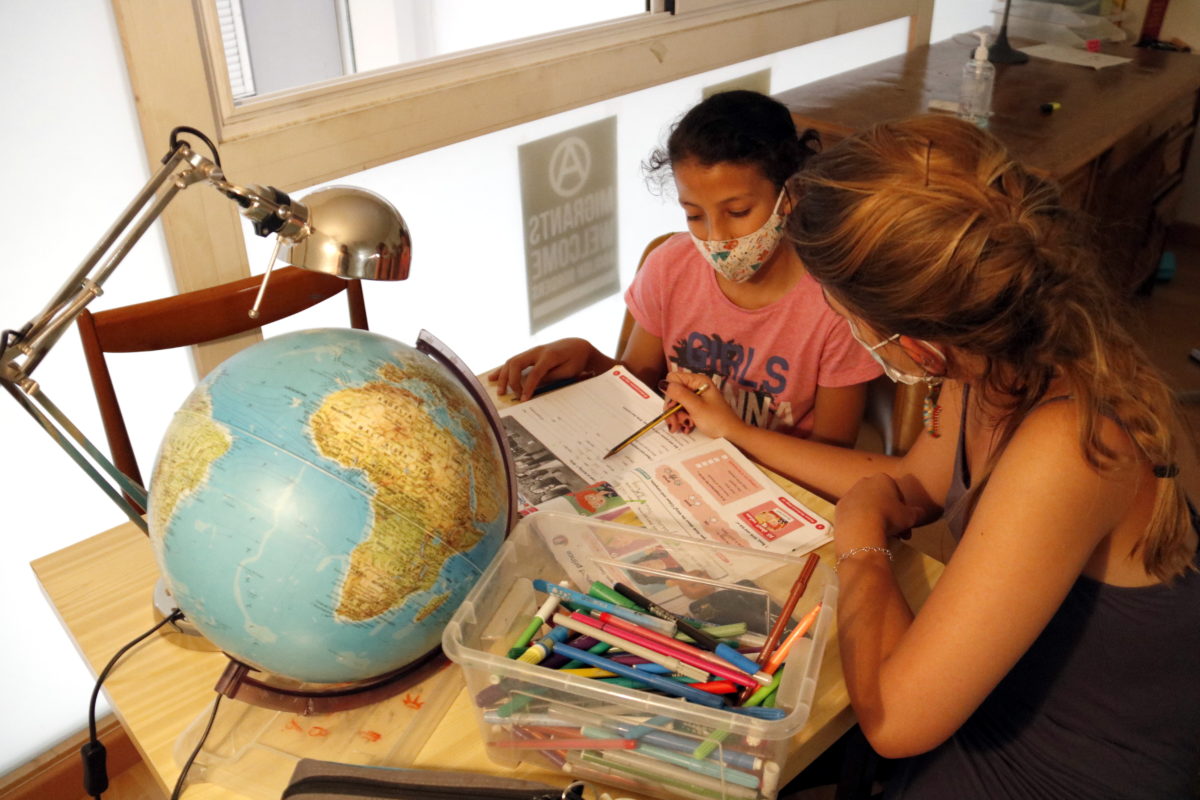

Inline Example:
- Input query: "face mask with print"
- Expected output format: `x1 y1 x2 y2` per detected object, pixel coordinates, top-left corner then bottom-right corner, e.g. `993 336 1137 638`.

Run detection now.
690 188 787 283
847 318 944 386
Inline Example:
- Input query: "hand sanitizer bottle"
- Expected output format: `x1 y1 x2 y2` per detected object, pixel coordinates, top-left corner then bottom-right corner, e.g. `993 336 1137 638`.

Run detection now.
958 32 995 128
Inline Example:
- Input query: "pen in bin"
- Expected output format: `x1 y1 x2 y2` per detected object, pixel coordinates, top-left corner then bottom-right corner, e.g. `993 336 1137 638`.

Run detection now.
736 551 820 704
757 552 820 666
515 626 569 665
578 612 760 689
763 602 822 676
613 581 769 682
594 611 765 688
506 588 563 658
531 579 677 636
549 643 726 708
552 613 711 682
603 384 708 459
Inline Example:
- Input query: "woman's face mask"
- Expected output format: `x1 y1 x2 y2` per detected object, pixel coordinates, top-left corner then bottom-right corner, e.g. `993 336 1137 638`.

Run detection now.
690 188 787 283
847 318 944 386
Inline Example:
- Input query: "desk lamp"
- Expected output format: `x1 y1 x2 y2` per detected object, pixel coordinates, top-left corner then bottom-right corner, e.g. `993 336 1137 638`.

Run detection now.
5 125 520 711
0 126 415 532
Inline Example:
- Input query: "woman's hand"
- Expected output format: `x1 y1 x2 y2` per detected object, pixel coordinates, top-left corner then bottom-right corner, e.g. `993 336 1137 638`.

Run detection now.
836 472 923 544
662 371 745 440
487 338 608 401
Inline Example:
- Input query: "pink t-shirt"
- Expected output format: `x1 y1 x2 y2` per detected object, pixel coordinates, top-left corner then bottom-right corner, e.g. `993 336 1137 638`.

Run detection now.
624 233 881 437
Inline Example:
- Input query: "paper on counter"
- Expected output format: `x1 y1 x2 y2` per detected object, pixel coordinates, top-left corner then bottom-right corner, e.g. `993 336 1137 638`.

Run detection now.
1022 43 1131 69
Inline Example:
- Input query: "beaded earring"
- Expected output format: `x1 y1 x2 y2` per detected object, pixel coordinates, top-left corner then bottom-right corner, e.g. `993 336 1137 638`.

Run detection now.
922 379 944 438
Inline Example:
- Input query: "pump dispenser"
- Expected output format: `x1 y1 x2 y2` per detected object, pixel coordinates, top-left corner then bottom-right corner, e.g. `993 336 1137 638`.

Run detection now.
958 32 995 128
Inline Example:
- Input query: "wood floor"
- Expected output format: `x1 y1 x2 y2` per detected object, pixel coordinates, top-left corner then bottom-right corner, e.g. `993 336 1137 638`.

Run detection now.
11 231 1198 800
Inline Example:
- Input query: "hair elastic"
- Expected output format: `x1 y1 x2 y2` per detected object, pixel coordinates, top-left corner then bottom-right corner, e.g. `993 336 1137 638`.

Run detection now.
1153 464 1179 479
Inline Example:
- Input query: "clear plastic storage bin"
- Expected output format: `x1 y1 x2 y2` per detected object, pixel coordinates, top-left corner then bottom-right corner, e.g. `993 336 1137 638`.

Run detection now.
443 512 837 800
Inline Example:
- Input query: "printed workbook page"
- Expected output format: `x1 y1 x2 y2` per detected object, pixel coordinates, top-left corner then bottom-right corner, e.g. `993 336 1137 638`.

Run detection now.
498 368 831 560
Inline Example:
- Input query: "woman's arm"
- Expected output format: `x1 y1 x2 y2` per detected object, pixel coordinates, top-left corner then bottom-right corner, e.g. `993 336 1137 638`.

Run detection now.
809 383 869 447
834 401 1143 758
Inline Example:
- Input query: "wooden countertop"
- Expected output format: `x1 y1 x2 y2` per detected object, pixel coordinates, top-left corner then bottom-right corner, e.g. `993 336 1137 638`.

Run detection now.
776 38 1200 180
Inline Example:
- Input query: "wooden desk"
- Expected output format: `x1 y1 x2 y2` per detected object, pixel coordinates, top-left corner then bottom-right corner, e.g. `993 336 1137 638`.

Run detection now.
776 38 1200 292
32 397 942 800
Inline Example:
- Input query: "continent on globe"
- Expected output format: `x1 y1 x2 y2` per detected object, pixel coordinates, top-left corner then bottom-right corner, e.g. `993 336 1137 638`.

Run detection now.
148 390 231 536
310 361 505 622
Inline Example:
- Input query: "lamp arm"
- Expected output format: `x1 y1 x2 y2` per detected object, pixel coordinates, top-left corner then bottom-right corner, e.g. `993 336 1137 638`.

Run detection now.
19 147 194 353
2 381 149 531
1 128 311 529
7 144 306 383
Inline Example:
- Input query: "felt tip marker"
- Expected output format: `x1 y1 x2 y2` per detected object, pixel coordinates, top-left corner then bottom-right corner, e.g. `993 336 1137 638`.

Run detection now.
506 590 563 658
612 582 768 681
613 582 718 647
553 613 711 682
532 579 677 636
593 612 762 689
763 603 822 675
490 737 637 750
549 643 725 708
516 625 569 664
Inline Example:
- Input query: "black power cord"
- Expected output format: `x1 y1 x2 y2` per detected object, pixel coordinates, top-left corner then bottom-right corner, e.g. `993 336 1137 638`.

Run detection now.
83 609 184 799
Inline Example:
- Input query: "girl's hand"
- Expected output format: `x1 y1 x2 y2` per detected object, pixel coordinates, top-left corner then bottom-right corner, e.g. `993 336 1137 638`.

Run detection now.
662 372 744 440
836 473 922 543
487 338 602 401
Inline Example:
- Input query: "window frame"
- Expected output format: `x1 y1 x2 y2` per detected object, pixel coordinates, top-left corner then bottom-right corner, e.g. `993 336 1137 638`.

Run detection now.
111 0 932 375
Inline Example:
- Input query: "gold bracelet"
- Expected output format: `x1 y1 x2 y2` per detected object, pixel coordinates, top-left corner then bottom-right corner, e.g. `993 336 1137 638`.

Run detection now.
834 546 893 573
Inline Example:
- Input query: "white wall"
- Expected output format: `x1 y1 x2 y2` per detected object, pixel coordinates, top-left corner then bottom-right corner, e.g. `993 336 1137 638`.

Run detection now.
0 0 993 781
0 0 193 778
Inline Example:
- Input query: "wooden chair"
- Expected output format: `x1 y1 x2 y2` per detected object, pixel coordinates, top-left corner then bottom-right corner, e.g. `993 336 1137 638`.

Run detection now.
615 232 677 359
76 266 368 510
617 233 924 456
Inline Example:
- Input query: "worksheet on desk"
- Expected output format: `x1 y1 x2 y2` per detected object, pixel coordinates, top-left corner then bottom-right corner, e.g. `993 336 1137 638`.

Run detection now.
498 367 832 561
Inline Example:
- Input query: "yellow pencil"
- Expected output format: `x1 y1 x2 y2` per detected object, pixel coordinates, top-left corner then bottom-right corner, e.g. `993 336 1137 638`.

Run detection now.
602 383 709 459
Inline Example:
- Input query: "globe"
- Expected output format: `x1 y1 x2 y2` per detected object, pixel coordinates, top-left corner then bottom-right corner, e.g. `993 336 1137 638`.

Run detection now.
146 327 510 687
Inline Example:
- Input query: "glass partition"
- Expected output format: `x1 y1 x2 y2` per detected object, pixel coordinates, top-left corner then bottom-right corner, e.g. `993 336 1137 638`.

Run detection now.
219 0 647 101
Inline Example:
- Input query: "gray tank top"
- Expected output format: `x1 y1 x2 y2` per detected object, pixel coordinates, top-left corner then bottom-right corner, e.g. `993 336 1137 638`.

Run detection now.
886 387 1200 799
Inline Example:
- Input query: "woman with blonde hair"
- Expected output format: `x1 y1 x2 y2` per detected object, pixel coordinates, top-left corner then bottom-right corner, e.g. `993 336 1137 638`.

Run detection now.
666 114 1200 798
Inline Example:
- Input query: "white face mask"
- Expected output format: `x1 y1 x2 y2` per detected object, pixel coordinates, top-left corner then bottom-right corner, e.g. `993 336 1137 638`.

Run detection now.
847 318 944 387
690 188 787 283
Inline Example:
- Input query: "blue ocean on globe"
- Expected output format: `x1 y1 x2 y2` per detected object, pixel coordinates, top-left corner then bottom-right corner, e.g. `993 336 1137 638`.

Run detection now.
147 328 509 685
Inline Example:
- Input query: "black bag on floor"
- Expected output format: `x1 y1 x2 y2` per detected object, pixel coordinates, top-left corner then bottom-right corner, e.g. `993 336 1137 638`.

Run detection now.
281 758 587 800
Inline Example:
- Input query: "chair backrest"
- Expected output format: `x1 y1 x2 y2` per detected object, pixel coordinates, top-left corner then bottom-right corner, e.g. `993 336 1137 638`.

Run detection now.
618 233 925 455
76 266 368 506
616 232 677 358
865 378 926 456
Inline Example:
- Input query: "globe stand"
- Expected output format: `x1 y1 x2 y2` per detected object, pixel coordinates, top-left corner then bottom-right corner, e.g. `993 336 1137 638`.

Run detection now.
175 647 465 800
214 644 450 714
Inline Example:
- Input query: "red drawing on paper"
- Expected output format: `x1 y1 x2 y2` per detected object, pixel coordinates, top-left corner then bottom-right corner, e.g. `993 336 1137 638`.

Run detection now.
681 450 759 504
360 730 382 743
403 693 424 709
308 726 330 737
283 719 304 733
654 464 746 547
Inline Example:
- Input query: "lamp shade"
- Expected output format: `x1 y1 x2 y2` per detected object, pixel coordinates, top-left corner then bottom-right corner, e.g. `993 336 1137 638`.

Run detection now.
283 186 412 280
